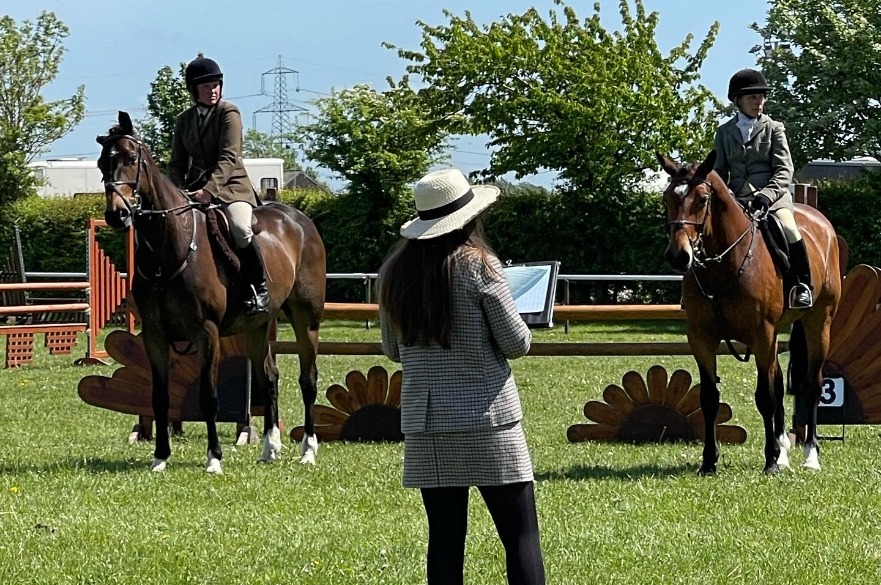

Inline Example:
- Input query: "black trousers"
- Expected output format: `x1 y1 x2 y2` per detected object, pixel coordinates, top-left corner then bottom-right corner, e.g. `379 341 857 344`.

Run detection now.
420 481 545 585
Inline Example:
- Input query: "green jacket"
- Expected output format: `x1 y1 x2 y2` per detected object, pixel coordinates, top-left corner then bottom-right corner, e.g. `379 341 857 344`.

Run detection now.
167 100 258 205
712 114 794 211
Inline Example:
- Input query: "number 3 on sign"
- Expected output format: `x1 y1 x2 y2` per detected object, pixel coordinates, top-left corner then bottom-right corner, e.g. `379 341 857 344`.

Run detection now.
820 378 845 408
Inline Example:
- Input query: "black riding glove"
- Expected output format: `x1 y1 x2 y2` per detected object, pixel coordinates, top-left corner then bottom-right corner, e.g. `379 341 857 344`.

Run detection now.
189 189 212 205
751 193 772 213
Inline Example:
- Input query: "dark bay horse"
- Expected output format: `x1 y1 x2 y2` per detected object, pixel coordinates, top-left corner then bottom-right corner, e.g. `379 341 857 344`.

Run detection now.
657 151 840 475
98 111 326 473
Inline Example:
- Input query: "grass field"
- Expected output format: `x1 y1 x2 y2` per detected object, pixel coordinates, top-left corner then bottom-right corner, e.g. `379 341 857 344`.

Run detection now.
1 321 880 584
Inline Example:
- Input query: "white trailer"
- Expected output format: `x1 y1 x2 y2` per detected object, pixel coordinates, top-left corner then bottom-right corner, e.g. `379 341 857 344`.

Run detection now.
241 158 284 194
29 159 104 197
28 157 285 197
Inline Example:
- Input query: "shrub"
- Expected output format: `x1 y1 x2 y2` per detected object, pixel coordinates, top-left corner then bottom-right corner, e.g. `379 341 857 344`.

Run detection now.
2 193 127 274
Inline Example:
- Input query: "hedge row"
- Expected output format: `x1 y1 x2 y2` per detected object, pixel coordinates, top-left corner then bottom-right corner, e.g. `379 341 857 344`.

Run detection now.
2 174 879 303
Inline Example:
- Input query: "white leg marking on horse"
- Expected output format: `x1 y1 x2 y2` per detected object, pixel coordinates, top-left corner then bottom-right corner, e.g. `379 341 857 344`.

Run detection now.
803 444 821 471
150 458 167 472
299 433 319 465
776 433 790 468
206 450 223 474
259 426 283 463
781 433 792 451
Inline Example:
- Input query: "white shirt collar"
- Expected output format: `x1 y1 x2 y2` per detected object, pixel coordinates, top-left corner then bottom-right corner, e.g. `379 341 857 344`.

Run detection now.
736 112 761 142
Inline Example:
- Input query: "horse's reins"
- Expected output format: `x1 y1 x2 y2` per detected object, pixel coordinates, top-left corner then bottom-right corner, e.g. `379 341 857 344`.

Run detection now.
669 179 761 362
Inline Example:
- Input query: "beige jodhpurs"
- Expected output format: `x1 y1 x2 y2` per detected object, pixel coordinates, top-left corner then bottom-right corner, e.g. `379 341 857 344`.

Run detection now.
226 201 254 249
773 208 802 243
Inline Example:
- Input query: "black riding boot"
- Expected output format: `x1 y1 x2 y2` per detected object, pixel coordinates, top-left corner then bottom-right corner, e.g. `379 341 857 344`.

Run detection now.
789 239 814 309
242 239 270 315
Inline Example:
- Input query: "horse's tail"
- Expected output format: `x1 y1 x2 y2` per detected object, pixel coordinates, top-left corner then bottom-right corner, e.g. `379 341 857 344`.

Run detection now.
787 320 808 395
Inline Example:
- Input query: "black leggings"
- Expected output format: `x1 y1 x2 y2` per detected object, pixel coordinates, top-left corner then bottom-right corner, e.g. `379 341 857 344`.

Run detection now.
420 481 545 585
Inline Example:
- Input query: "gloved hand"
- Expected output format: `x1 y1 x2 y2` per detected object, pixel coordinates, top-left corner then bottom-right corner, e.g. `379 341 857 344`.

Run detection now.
188 189 212 205
751 193 772 214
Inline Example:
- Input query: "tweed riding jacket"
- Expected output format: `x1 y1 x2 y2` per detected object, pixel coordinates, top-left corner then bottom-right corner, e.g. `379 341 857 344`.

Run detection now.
380 250 531 435
712 114 795 212
167 99 258 206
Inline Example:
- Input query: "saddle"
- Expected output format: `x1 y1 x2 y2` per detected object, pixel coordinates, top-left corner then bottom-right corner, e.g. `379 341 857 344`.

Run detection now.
758 212 790 275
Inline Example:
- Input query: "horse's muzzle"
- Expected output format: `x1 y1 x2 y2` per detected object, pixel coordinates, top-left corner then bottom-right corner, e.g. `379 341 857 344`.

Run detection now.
105 208 132 231
665 244 693 272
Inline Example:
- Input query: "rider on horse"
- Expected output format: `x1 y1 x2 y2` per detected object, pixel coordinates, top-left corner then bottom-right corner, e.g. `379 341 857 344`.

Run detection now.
167 54 270 316
712 68 813 309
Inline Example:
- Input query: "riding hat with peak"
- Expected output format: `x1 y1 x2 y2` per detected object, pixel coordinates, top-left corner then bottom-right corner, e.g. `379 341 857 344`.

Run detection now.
185 54 223 99
400 169 500 240
727 68 772 102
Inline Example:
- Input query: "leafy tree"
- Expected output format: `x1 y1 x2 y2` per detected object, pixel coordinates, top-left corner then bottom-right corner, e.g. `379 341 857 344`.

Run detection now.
296 80 449 284
137 63 190 169
242 128 326 185
243 128 302 170
0 11 85 206
298 81 449 202
752 0 881 168
388 0 721 196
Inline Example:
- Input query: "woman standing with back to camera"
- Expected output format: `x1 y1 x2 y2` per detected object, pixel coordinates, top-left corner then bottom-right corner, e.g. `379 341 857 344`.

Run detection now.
378 168 546 585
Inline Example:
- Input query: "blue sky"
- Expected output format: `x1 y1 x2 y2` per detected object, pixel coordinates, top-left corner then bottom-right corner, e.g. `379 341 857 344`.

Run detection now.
7 0 772 186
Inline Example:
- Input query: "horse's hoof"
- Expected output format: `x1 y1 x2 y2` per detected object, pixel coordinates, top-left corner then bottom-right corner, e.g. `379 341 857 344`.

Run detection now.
776 449 790 469
763 463 780 476
698 465 716 476
298 433 319 464
259 427 283 463
150 458 167 472
206 458 223 474
803 446 821 471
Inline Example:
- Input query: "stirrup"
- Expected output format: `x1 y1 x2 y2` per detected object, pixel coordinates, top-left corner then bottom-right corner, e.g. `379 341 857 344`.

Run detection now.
788 283 814 309
243 283 270 315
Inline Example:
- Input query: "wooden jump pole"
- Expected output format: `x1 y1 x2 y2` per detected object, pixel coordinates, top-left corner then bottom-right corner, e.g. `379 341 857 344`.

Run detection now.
320 302 687 321
273 303 789 357
0 282 89 292
271 340 789 357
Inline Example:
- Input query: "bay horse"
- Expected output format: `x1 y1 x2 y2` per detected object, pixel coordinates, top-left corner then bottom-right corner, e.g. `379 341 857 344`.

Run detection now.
656 150 840 475
97 111 326 473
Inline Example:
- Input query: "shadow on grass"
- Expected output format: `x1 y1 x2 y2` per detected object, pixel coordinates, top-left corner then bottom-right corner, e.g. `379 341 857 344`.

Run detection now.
535 462 695 482
0 457 147 475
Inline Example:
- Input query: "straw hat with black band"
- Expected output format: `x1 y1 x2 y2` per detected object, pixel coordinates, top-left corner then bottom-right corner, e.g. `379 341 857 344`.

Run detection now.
400 168 500 240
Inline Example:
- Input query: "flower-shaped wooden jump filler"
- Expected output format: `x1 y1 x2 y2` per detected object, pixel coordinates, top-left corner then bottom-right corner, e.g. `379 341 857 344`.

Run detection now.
291 365 403 443
567 365 747 444
820 264 881 424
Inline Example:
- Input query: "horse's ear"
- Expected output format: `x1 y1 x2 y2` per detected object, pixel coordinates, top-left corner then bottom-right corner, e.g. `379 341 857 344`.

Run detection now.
118 111 134 135
656 152 678 177
696 150 718 178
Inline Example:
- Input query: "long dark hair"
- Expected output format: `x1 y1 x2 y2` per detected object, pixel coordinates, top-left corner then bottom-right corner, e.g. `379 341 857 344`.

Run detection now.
378 218 496 348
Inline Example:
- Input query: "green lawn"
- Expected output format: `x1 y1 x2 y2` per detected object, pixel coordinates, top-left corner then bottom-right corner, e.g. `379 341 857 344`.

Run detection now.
1 321 879 584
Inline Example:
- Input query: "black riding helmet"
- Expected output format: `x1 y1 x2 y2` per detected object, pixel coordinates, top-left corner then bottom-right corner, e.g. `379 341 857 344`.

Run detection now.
185 55 223 100
727 69 772 102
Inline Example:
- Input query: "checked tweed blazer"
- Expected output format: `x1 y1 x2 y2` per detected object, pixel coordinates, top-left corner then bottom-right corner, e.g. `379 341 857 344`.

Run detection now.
380 249 531 435
712 114 795 212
